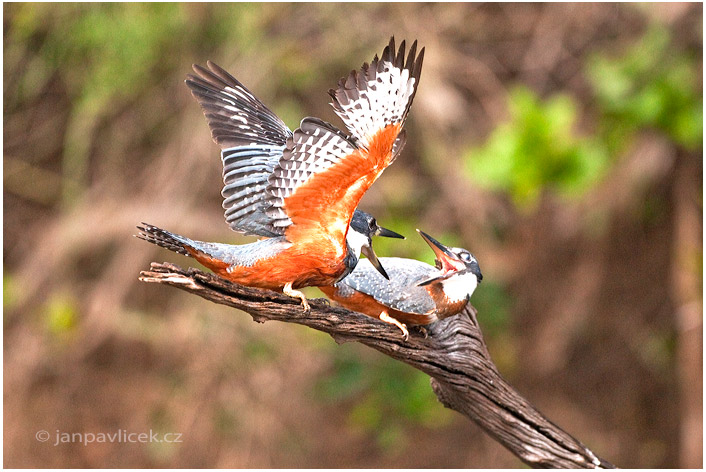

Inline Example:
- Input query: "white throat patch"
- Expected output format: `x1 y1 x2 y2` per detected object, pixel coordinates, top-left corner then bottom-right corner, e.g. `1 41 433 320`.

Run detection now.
346 229 369 259
441 271 479 303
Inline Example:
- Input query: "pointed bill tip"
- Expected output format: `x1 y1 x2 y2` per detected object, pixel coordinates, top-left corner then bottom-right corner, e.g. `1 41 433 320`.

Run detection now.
417 229 441 247
417 229 459 265
361 245 389 280
376 226 405 240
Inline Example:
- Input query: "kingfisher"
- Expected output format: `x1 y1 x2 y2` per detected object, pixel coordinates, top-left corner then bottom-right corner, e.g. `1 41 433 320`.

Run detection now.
137 37 423 310
319 230 482 340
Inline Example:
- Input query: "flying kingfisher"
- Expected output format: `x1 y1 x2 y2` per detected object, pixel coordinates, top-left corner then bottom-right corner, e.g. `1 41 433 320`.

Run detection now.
319 230 482 340
137 38 423 310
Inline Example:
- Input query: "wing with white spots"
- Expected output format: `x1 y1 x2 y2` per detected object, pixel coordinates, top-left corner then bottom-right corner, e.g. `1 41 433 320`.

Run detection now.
220 146 283 236
329 37 424 151
340 258 439 314
186 62 293 236
186 61 292 148
265 117 371 246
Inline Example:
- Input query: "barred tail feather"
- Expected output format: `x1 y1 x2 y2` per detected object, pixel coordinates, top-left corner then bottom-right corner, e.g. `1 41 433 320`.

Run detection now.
135 223 195 257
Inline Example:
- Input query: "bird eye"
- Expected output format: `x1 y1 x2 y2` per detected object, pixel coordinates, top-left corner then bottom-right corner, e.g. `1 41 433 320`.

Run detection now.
460 252 472 262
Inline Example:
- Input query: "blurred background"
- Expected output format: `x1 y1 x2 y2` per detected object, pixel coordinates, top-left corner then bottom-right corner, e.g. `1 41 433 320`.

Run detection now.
3 3 702 468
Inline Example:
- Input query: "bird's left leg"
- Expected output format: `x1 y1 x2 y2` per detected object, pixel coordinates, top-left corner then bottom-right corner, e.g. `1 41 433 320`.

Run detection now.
283 282 310 312
379 310 409 341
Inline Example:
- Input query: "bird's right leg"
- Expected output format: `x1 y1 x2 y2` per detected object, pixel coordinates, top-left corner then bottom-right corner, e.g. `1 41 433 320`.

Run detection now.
283 282 310 312
379 310 409 341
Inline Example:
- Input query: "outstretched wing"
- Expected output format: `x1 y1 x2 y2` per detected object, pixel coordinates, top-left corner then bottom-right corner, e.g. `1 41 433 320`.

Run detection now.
186 62 291 237
219 146 283 237
264 39 424 257
186 61 291 148
265 115 397 258
329 37 424 151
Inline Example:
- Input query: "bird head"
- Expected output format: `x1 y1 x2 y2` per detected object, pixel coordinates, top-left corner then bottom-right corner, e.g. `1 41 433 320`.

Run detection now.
415 230 482 299
347 210 404 280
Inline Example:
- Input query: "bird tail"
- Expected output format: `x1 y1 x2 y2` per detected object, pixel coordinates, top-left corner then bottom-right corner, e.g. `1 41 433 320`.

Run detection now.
135 223 196 257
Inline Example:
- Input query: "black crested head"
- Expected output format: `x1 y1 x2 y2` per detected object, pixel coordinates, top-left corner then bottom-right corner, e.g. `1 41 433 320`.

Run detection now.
350 210 375 236
350 210 405 239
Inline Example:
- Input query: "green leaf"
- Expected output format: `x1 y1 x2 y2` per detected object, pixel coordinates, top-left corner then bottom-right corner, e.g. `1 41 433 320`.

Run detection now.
464 86 608 210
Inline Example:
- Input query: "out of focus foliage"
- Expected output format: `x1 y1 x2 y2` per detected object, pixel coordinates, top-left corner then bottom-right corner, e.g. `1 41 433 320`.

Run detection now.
465 87 608 208
464 25 702 210
7 4 192 204
315 345 453 451
588 26 703 152
44 293 79 337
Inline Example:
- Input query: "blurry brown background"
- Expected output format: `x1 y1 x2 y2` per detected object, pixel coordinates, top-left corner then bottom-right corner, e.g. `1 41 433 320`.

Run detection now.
4 3 702 468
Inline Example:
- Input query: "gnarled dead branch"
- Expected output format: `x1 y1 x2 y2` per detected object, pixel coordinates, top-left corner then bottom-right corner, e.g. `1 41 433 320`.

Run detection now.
140 261 615 469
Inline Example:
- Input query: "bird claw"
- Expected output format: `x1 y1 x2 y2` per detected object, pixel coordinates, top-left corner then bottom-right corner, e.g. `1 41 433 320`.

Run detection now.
301 298 311 313
379 311 409 342
283 282 310 313
415 325 429 339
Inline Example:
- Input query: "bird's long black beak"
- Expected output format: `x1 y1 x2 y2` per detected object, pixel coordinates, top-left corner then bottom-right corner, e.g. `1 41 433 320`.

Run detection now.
416 229 464 287
417 229 456 261
375 225 405 239
361 245 389 280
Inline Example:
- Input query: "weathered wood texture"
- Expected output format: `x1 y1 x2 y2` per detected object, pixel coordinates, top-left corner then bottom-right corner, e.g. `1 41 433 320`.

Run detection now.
140 262 615 469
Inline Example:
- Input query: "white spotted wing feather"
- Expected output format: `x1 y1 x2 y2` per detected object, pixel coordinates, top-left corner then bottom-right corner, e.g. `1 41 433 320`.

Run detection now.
266 117 359 230
329 37 424 149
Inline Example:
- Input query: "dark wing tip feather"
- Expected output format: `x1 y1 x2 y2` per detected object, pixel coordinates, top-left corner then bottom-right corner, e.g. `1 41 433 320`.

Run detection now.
188 61 242 91
395 39 406 67
185 61 292 148
328 36 425 144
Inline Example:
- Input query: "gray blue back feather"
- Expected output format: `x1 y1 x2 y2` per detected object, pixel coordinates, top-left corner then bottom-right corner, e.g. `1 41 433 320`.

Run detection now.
337 258 440 314
184 236 290 267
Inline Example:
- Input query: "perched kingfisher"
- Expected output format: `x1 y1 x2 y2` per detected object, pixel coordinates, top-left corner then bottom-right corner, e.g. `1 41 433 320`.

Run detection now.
137 38 423 310
319 230 482 340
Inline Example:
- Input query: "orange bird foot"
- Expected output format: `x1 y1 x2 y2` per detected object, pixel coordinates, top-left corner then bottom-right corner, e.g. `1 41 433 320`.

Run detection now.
379 311 409 341
283 282 310 312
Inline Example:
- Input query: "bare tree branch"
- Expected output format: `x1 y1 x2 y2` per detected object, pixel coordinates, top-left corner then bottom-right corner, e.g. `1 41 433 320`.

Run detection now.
140 262 615 469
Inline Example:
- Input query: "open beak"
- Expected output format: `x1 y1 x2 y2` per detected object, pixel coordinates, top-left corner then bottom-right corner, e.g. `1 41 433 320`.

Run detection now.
361 244 389 280
416 229 464 287
375 225 405 239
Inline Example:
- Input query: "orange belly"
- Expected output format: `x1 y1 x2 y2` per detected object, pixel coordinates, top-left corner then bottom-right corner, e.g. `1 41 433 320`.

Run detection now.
319 286 444 326
191 244 348 291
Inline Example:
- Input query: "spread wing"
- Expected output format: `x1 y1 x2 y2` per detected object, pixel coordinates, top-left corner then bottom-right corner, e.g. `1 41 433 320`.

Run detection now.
219 146 283 237
329 37 424 151
186 61 291 148
341 258 438 314
186 61 292 237
265 38 424 254
265 118 362 243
